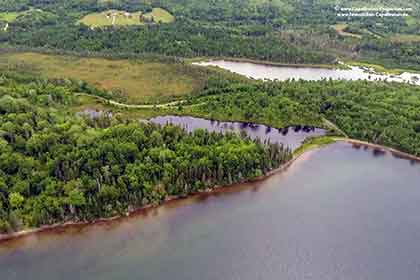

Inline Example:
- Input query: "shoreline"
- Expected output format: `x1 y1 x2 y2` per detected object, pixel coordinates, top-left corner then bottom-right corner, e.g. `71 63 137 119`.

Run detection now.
340 138 420 162
0 144 310 243
344 59 420 75
193 58 420 85
152 114 326 134
1 138 419 243
189 57 340 69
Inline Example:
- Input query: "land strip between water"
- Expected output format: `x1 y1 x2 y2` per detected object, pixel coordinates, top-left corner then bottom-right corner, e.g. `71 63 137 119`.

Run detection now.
1 134 418 243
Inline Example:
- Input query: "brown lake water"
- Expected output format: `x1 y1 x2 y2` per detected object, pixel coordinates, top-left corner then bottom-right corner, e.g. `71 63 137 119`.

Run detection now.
1 142 420 280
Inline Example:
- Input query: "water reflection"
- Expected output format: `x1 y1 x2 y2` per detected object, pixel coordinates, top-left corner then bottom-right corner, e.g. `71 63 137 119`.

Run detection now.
150 115 326 150
77 109 113 119
2 143 420 280
372 148 387 157
350 142 420 166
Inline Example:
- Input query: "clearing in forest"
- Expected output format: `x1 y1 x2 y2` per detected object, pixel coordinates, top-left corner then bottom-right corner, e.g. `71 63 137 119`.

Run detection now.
333 24 362 39
79 10 144 27
0 12 20 22
78 8 174 28
0 52 208 104
143 8 175 23
390 34 420 43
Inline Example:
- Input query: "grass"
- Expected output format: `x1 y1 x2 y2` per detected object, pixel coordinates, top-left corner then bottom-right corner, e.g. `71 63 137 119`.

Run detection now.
293 136 337 157
0 52 211 104
389 34 420 43
143 8 175 23
72 95 175 120
72 95 109 112
79 8 174 28
405 16 419 27
78 10 144 28
343 60 414 75
0 12 20 22
333 24 362 39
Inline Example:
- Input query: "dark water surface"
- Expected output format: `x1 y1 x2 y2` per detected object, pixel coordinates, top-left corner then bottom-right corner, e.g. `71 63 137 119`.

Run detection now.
1 142 420 280
150 115 326 150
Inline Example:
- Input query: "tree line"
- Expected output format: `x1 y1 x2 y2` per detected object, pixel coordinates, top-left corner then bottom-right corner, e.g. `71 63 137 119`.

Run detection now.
1 19 336 65
0 74 291 233
1 0 420 71
185 78 420 156
0 0 337 65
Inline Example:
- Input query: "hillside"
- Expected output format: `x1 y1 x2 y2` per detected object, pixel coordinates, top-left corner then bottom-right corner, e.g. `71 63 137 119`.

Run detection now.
0 1 418 70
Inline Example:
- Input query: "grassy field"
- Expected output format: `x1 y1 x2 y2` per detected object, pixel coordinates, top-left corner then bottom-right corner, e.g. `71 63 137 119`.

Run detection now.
143 8 175 23
390 34 420 43
72 95 173 120
79 8 174 28
333 24 362 39
0 52 210 104
344 60 407 75
345 59 420 74
0 12 20 22
79 10 144 27
293 136 337 157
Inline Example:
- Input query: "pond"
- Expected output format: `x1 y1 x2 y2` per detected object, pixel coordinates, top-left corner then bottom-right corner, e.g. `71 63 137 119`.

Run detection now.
1 142 420 279
150 115 326 151
194 60 420 86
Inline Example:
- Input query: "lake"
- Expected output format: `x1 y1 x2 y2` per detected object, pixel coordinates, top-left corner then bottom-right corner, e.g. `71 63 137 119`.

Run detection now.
1 142 420 280
150 115 326 150
194 60 420 85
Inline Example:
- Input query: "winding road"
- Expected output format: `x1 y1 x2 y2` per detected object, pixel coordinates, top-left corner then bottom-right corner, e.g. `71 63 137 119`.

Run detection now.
77 93 343 135
76 93 183 108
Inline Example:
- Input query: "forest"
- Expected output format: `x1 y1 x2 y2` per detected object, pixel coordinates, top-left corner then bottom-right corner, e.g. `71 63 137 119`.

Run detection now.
184 78 420 156
1 0 420 235
1 0 419 70
1 21 335 64
0 73 291 233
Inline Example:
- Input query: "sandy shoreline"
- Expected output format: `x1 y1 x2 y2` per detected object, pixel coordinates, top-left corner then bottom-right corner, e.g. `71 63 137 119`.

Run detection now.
1 138 418 242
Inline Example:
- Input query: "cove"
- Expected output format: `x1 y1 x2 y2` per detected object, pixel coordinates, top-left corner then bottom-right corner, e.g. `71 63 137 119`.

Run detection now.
194 60 420 86
1 142 420 279
150 115 326 150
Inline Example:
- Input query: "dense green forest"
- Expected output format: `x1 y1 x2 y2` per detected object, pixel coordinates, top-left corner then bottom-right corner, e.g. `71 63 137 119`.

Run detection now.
1 22 334 64
0 73 291 233
2 68 420 234
1 0 420 235
357 40 420 71
183 78 420 156
1 0 419 69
